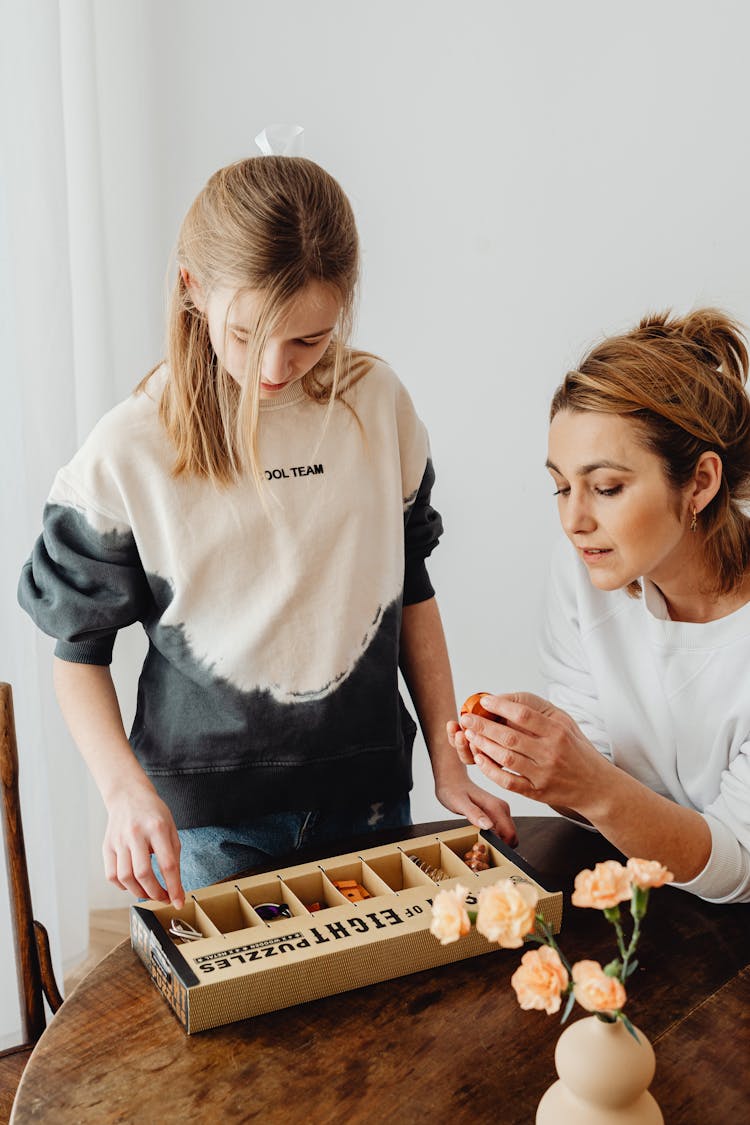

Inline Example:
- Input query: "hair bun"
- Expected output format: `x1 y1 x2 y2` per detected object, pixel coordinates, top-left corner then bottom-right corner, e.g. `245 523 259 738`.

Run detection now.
678 308 748 386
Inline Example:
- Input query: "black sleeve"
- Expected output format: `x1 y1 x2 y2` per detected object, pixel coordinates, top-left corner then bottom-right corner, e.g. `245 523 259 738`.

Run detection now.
403 459 444 605
18 503 152 665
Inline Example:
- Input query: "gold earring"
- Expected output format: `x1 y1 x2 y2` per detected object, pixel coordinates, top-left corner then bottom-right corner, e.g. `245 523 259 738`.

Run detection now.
690 507 698 533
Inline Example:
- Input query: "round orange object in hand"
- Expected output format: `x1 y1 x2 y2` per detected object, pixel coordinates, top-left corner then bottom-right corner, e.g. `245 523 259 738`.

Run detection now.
460 693 495 720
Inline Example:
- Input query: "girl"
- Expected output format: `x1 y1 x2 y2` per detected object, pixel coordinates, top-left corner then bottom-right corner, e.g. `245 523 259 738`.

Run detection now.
451 308 750 903
19 150 514 908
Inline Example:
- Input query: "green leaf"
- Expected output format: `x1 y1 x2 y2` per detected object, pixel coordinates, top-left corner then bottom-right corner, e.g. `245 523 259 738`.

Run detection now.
619 1011 641 1044
560 989 576 1025
624 958 639 978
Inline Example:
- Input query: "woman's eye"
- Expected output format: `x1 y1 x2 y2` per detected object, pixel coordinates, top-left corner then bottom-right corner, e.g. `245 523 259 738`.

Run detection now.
231 332 248 345
296 337 325 348
552 487 570 497
595 485 623 497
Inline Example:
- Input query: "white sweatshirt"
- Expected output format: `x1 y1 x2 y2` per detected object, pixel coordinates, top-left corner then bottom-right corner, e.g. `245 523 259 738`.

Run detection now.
540 538 750 903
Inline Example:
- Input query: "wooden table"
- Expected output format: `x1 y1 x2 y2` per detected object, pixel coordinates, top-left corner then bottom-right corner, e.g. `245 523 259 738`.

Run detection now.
11 817 750 1123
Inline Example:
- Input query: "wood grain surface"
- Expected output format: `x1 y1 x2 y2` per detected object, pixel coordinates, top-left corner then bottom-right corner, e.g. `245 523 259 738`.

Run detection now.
11 817 750 1124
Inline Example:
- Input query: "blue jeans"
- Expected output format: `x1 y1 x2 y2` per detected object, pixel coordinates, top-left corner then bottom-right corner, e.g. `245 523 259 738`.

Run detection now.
154 795 412 892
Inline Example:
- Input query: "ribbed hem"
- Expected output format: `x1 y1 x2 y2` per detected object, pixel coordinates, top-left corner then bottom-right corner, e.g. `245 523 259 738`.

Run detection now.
258 382 307 410
403 560 435 605
670 813 750 903
146 746 414 830
54 636 116 665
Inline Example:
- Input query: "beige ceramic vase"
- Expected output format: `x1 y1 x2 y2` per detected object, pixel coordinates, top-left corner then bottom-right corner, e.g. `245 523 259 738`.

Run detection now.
536 1015 664 1124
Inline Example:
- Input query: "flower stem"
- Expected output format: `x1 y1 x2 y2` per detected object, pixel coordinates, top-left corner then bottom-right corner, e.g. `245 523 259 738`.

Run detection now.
533 914 573 976
621 914 641 981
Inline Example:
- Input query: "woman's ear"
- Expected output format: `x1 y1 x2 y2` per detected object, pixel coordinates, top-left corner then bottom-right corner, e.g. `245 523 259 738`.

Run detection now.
180 267 206 312
691 451 723 516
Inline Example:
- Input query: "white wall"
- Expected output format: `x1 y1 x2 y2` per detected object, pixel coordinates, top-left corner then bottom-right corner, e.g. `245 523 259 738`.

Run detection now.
82 0 750 904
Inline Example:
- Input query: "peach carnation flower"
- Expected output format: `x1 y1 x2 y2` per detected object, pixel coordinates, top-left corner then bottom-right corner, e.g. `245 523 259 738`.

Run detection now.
511 946 569 1015
571 860 632 910
572 960 627 1013
429 884 471 945
475 878 539 948
626 858 674 889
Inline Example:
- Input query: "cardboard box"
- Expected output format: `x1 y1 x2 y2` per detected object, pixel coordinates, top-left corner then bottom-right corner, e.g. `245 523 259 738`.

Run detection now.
130 826 563 1033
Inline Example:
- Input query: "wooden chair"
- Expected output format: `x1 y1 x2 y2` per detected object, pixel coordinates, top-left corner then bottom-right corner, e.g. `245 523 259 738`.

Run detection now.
0 682 63 1122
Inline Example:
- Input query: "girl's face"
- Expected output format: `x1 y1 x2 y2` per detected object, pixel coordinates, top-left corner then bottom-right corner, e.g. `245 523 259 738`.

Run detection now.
201 280 341 398
546 410 694 592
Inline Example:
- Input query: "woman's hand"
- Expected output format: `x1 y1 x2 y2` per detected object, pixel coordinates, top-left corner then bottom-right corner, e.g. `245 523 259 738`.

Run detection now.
434 760 519 845
455 692 611 815
103 782 184 907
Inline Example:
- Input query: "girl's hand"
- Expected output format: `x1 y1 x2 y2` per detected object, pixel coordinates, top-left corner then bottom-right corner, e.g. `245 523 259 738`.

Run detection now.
434 767 519 846
446 719 474 766
458 692 610 814
103 783 185 907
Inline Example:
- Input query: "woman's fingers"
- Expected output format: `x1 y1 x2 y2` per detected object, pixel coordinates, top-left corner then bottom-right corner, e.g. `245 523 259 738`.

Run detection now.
473 747 536 797
467 692 562 737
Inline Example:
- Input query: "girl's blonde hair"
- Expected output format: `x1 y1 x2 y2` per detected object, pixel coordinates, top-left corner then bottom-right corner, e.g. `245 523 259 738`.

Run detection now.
550 308 750 597
140 155 370 488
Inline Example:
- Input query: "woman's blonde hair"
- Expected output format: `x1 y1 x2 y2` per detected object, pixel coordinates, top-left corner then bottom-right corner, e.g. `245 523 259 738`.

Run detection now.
550 308 750 596
140 155 370 489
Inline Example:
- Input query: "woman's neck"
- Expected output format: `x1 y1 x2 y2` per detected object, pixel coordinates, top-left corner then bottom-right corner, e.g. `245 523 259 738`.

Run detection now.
657 568 750 623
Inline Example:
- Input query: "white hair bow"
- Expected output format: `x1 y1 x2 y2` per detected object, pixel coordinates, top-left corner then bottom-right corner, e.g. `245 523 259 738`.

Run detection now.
254 124 304 156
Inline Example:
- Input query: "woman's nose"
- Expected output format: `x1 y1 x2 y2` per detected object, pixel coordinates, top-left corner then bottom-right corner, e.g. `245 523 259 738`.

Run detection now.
562 492 596 535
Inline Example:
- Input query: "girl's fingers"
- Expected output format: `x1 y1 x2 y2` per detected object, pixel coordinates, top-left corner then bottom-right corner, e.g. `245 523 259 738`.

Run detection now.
150 826 185 908
116 842 168 903
102 844 128 890
446 720 475 765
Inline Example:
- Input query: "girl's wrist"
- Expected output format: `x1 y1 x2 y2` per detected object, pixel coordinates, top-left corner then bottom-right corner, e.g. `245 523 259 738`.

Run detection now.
431 753 470 788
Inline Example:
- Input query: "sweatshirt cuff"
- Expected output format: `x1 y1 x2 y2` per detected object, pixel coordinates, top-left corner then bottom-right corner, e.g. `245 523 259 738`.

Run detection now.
403 559 435 606
54 635 116 666
670 813 750 904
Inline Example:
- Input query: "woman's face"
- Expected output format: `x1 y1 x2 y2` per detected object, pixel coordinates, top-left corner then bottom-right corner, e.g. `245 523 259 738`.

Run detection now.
546 410 694 591
198 279 341 398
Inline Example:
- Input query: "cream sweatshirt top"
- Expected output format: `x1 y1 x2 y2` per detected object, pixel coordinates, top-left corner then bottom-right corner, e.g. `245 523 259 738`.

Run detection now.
18 361 442 827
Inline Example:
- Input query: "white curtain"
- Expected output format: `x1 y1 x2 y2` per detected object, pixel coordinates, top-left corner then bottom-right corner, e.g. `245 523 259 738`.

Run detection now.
0 0 129 1045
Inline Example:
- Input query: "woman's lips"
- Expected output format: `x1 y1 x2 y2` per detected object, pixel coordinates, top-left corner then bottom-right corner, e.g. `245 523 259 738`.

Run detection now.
580 547 613 563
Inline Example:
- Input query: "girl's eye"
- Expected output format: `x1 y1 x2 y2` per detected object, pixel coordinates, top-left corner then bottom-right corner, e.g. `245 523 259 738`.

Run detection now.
296 337 326 348
595 485 623 497
553 487 570 497
231 332 248 345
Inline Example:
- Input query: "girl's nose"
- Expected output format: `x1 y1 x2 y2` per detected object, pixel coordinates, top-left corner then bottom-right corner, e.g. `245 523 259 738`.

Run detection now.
261 342 292 384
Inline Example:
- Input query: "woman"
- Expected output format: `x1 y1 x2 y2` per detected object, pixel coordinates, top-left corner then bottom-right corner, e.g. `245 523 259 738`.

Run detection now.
451 308 750 903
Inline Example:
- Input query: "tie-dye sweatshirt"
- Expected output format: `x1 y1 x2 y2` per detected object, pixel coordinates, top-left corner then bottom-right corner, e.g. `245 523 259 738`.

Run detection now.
18 360 442 828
